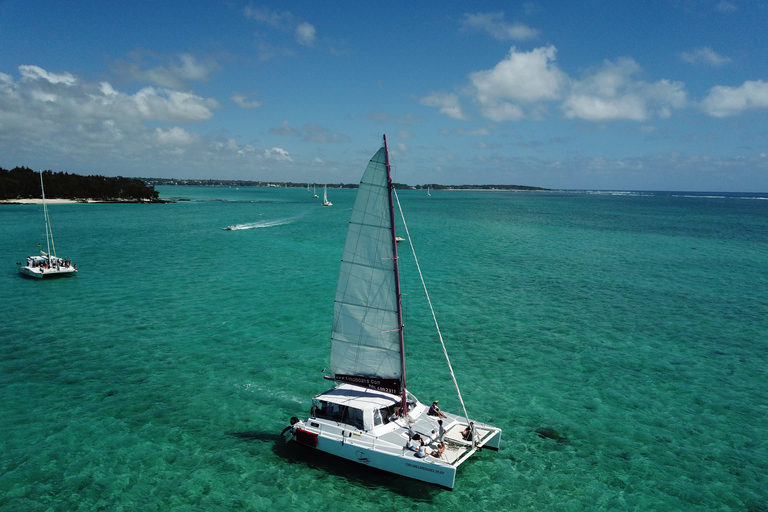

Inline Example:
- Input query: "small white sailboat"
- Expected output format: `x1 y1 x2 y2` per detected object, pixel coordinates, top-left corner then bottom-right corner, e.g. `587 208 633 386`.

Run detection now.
19 171 78 279
322 185 332 206
428 185 431 196
283 136 501 489
312 185 318 198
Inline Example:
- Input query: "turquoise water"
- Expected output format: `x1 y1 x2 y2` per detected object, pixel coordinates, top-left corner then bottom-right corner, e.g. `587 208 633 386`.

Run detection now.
1 186 767 511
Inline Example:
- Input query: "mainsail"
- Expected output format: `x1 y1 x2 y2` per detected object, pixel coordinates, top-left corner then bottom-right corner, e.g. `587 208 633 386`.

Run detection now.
329 141 404 396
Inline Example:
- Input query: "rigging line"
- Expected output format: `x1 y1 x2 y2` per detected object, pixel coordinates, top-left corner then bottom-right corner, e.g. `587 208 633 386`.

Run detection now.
393 189 474 443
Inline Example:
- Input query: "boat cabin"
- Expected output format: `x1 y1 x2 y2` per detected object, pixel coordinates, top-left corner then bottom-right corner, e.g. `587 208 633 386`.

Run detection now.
311 384 403 432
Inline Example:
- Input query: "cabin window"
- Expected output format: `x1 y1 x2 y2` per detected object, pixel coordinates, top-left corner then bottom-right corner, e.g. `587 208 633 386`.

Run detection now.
373 409 383 426
312 401 346 422
337 407 363 429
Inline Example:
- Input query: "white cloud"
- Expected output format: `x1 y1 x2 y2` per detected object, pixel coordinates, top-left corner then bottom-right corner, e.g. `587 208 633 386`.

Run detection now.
270 120 301 136
231 92 263 109
155 126 198 145
0 64 222 170
462 12 538 41
469 45 567 120
701 80 768 117
243 6 294 29
302 124 350 143
19 65 77 85
264 147 293 161
128 87 218 122
563 57 686 121
717 1 737 12
114 53 217 89
244 6 317 50
681 47 731 68
423 47 689 123
296 22 316 46
419 92 467 120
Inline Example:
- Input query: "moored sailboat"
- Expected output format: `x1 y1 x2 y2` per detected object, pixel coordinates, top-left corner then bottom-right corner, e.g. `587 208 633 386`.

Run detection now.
19 171 78 279
282 136 501 489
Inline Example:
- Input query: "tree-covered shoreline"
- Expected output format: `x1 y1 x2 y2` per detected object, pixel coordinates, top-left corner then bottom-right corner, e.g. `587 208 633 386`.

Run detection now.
144 177 548 191
1 167 160 201
1 166 547 202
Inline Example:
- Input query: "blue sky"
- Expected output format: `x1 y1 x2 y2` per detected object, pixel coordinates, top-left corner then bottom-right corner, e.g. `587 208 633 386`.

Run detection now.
1 1 767 191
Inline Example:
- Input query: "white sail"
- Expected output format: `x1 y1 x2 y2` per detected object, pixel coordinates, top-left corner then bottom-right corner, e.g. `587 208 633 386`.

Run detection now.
322 185 332 206
329 146 401 393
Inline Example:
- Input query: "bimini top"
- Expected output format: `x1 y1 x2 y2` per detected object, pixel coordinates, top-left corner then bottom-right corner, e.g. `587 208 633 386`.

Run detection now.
314 383 400 411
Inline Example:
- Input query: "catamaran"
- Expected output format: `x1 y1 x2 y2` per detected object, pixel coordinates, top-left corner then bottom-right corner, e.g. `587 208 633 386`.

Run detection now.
282 136 501 489
19 171 78 279
322 185 332 206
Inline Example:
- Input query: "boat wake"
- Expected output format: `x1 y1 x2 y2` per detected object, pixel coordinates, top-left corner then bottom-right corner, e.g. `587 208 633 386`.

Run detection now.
225 213 305 231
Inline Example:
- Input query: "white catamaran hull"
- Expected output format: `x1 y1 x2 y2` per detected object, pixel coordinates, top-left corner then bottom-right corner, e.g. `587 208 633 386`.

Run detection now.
284 385 501 489
19 266 77 278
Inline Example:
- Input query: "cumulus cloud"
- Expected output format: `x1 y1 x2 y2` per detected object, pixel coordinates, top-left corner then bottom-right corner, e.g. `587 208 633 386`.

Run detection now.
244 6 317 50
419 92 467 120
296 22 316 46
155 126 199 145
681 47 731 68
264 147 293 161
270 120 301 136
423 46 689 122
701 80 768 117
302 124 350 143
113 53 217 89
231 92 263 109
243 6 294 28
19 65 77 85
468 45 567 121
0 63 223 172
563 57 687 121
126 87 219 122
462 12 538 41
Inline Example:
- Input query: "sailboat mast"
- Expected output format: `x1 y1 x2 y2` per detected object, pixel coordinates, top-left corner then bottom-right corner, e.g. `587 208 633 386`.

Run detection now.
40 170 53 259
383 135 408 415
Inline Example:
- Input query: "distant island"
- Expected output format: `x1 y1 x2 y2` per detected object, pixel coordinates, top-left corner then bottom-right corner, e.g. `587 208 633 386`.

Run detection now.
1 167 547 203
143 177 548 191
1 166 160 202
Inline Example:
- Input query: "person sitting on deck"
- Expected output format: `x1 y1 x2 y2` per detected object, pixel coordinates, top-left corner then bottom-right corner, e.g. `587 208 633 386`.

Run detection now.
428 400 447 418
461 422 474 442
405 433 419 452
431 442 446 459
415 438 445 459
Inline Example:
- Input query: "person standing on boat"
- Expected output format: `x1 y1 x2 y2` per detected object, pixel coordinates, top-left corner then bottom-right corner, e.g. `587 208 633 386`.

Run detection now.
437 419 446 443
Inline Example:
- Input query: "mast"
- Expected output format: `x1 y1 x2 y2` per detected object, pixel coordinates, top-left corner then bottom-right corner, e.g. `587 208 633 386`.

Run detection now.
40 170 54 260
383 135 408 415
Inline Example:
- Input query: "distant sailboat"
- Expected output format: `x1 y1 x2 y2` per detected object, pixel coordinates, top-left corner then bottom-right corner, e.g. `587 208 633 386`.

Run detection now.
428 185 431 196
322 185 332 206
313 185 318 198
19 171 78 279
282 135 501 489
